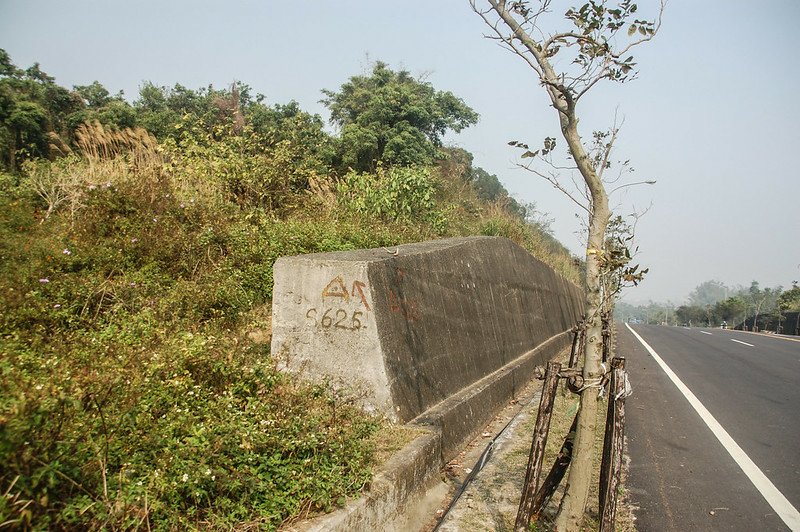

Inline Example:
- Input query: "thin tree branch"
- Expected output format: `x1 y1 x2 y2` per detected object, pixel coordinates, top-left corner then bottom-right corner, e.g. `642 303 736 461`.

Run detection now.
610 180 657 194
612 1 667 59
518 160 591 214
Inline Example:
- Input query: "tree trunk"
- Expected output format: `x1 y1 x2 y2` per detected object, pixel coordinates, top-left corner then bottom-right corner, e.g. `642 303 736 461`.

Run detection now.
470 4 617 527
554 117 611 531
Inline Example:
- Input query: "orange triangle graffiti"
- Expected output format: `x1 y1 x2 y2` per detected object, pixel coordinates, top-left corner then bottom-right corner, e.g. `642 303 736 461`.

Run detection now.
322 276 349 300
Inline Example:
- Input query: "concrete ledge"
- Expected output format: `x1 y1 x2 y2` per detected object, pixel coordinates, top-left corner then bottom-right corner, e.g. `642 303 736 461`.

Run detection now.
271 237 583 530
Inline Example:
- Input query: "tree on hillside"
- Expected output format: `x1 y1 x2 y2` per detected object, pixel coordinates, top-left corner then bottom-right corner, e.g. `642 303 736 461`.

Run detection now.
471 166 505 201
0 51 145 172
73 80 113 108
134 82 332 168
321 62 478 172
65 80 136 132
134 82 244 136
469 1 664 528
0 50 78 170
245 100 333 172
469 166 533 218
68 84 134 137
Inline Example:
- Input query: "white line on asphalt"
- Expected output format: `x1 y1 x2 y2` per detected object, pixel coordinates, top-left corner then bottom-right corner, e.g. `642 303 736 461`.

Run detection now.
731 339 754 347
625 323 800 531
700 331 713 335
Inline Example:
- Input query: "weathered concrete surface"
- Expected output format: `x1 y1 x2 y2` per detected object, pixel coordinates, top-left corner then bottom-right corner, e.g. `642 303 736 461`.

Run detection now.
272 236 584 531
271 236 583 426
414 331 570 462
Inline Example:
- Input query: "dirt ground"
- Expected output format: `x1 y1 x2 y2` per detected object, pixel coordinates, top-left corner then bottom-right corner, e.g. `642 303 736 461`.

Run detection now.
420 351 637 532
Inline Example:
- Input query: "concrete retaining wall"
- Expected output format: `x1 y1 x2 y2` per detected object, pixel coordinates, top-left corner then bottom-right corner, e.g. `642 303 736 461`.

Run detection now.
270 236 584 426
272 236 584 530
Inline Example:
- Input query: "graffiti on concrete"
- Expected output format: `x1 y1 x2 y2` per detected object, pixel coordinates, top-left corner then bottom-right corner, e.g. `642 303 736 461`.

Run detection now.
351 280 370 310
305 308 364 331
308 275 373 331
321 276 350 301
388 289 420 322
311 274 421 326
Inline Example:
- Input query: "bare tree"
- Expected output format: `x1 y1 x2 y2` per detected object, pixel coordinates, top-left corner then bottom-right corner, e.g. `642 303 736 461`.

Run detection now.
469 1 664 528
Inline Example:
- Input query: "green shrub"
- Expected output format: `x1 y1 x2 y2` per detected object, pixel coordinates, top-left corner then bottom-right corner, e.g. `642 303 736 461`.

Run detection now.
162 118 319 212
337 165 448 233
0 334 379 530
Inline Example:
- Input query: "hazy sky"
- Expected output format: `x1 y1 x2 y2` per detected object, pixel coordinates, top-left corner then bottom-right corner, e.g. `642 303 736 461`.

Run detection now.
2 0 798 303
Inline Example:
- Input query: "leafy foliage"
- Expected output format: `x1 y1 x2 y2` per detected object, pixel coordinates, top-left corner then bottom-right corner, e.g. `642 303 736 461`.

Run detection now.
162 117 319 212
337 165 447 231
600 215 647 296
779 284 800 312
322 62 478 172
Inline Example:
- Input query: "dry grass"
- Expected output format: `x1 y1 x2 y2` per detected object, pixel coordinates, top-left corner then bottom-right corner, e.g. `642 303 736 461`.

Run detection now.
24 121 168 224
370 424 427 466
75 120 164 199
74 120 159 164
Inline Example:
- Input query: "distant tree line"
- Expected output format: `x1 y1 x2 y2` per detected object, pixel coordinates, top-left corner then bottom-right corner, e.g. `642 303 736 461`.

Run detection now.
617 279 800 333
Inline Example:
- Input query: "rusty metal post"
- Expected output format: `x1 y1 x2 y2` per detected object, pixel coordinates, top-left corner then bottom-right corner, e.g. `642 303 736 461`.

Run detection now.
601 312 611 363
569 327 581 368
515 360 561 532
599 357 623 511
529 413 577 521
599 358 627 532
568 316 586 369
567 321 586 393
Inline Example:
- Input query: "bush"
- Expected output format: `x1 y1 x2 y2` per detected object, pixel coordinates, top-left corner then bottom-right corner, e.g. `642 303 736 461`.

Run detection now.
0 334 379 530
337 165 447 233
162 118 320 212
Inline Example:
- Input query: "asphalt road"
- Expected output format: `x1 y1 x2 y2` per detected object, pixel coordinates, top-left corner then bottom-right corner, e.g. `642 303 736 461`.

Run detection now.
618 324 800 531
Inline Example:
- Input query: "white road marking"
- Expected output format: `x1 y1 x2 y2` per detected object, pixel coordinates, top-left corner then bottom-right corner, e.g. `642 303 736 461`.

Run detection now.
625 323 800 531
700 331 713 335
731 339 754 347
